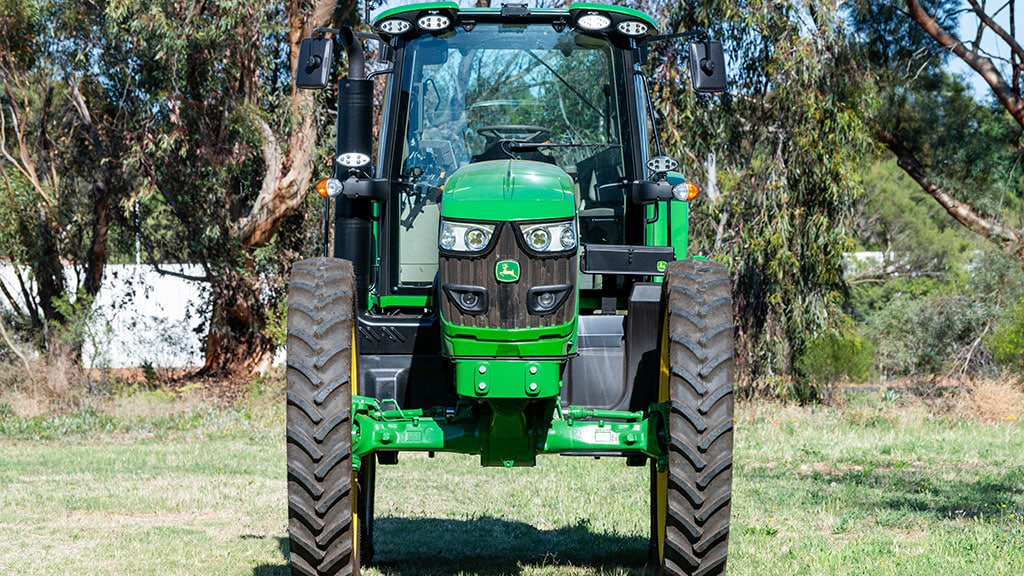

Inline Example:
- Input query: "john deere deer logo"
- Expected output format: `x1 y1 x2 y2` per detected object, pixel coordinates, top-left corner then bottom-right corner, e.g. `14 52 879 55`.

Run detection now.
495 260 521 283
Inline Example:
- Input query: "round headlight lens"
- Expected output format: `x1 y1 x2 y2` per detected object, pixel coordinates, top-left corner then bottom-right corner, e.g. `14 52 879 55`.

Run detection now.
559 224 577 250
528 228 551 251
460 292 479 308
439 224 456 250
465 227 490 251
519 220 575 252
537 292 555 308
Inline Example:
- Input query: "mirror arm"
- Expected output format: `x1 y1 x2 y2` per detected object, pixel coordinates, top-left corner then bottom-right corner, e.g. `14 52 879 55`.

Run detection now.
310 26 367 80
638 28 710 62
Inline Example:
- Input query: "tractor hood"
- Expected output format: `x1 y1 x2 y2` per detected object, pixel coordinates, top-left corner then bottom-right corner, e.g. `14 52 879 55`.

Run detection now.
441 160 575 221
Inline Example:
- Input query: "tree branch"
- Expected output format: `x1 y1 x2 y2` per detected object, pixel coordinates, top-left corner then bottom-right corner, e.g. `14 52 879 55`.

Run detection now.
966 0 1024 65
905 0 1024 126
875 127 1024 263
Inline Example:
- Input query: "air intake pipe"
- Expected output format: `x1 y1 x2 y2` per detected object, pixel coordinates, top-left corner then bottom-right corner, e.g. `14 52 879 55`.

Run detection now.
333 27 373 309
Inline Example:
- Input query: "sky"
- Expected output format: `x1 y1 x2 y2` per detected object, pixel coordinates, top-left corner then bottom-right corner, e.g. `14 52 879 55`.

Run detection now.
949 4 1020 102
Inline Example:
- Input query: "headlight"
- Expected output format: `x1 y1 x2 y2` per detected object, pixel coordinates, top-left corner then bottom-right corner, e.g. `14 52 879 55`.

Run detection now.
439 220 495 252
519 220 577 253
616 21 649 36
417 13 451 31
576 12 611 31
377 19 412 35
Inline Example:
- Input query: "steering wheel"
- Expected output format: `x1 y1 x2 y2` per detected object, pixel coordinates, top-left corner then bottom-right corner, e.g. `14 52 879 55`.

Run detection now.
477 125 551 143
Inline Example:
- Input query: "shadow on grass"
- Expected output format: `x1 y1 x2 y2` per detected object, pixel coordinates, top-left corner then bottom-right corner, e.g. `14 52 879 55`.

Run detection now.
802 465 1024 522
878 469 1024 521
250 535 289 576
251 515 649 575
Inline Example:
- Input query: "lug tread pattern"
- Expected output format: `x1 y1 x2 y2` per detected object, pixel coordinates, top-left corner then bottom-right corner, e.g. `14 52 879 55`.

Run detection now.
286 258 357 576
662 260 735 576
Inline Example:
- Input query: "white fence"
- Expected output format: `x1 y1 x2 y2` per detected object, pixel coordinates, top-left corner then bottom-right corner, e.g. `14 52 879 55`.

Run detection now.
0 264 209 368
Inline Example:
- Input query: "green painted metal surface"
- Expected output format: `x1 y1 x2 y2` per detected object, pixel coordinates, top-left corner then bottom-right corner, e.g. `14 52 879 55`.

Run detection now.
350 395 668 469
373 1 659 32
441 161 576 222
373 1 460 24
454 359 561 399
440 320 577 357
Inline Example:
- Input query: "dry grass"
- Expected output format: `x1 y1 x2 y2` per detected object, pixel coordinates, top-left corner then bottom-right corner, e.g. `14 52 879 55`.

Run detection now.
957 375 1024 423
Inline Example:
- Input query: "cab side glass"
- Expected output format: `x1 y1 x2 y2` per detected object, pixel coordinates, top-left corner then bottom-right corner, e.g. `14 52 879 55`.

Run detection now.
296 37 334 90
689 40 727 93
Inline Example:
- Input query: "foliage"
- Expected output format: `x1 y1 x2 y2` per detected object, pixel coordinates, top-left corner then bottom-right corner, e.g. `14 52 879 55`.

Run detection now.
648 0 871 383
988 297 1024 373
795 333 876 387
851 245 1024 379
849 0 1024 268
3 0 341 377
850 159 972 280
0 0 144 364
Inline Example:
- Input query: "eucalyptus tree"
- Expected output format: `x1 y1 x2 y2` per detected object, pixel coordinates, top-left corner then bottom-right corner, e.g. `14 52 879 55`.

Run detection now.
644 0 871 389
0 0 132 365
854 0 1024 268
2 0 362 377
106 0 356 375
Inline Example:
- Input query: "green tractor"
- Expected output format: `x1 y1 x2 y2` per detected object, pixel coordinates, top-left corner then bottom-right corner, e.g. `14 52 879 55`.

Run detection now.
286 3 733 575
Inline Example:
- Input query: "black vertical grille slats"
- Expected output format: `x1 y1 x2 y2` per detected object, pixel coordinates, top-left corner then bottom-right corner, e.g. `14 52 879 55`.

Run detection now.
440 223 576 329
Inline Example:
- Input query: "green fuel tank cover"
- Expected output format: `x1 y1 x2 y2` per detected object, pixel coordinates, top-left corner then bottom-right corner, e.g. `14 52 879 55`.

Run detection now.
441 160 576 222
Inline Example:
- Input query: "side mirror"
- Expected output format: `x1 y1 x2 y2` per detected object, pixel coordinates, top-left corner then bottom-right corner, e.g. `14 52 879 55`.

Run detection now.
689 40 727 93
296 36 334 90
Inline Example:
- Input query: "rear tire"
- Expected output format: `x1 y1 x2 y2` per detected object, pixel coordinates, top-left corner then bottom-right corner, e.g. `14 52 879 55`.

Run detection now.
286 258 358 576
654 260 735 576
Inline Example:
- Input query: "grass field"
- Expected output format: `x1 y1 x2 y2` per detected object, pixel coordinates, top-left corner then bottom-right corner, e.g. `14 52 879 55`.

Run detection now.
0 384 1022 575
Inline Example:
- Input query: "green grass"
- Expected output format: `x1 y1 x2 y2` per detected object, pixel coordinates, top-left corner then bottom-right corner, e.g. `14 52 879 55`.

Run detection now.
0 391 1021 575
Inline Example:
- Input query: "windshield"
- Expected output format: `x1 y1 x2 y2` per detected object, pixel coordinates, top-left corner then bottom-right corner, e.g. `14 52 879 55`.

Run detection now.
392 24 628 287
399 24 624 184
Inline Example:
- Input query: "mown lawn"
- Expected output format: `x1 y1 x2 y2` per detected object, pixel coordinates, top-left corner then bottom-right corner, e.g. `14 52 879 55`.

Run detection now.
0 389 1021 575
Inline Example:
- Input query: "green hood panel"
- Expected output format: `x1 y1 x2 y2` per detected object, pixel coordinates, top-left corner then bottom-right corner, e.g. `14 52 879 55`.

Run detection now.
442 161 576 222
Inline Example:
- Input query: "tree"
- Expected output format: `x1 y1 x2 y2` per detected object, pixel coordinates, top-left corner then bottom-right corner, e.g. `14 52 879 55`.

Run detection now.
108 0 355 375
647 0 872 389
855 0 1024 267
1 0 132 367
3 0 363 379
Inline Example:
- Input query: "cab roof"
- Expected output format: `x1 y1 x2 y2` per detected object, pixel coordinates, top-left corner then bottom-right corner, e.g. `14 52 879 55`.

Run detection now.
372 2 659 40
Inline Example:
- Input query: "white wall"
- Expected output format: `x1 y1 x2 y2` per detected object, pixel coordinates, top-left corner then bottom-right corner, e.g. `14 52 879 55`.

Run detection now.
0 264 209 368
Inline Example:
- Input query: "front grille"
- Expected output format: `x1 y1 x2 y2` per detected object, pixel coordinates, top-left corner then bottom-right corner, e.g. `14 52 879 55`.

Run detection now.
440 223 576 329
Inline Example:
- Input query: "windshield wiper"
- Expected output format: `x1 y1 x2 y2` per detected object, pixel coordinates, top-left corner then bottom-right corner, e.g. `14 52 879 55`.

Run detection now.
502 141 620 159
525 50 603 117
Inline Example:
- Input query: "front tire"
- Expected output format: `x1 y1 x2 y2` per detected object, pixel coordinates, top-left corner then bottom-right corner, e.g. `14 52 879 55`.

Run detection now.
286 258 358 576
654 260 735 576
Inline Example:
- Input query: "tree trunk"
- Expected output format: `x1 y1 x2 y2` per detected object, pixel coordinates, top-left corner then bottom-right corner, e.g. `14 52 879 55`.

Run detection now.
201 269 276 376
201 0 347 376
234 0 347 249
